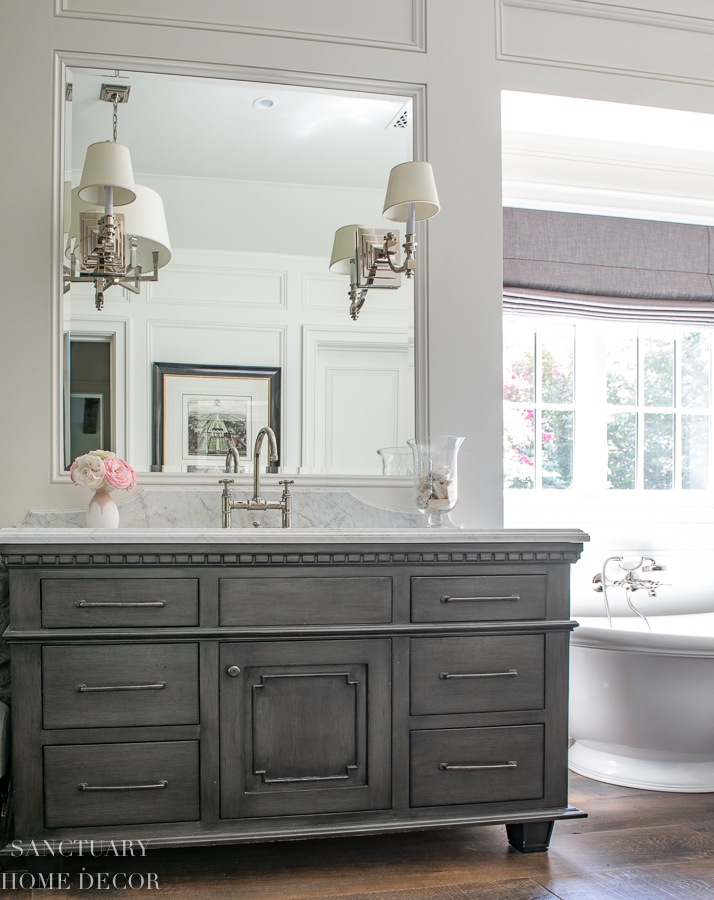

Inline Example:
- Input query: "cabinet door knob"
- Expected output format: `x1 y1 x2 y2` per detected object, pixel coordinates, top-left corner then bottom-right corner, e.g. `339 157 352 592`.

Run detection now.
227 666 241 677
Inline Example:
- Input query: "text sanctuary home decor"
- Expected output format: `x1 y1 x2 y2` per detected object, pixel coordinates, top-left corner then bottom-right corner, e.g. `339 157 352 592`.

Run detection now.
151 363 281 473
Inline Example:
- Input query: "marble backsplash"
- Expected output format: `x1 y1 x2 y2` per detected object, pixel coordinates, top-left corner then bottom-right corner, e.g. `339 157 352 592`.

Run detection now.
19 488 425 530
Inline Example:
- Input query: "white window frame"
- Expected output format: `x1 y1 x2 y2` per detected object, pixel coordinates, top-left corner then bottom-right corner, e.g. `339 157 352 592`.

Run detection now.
504 314 714 507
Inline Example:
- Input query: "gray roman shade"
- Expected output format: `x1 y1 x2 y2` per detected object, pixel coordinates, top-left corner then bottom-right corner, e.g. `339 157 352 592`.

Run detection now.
503 207 714 324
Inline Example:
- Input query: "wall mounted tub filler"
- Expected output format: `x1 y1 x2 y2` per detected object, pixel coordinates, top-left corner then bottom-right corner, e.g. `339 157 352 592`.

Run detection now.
592 556 667 631
220 427 293 528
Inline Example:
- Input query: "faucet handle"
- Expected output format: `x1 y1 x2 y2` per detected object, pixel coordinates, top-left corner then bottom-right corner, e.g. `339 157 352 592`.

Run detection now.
279 480 294 491
219 479 234 490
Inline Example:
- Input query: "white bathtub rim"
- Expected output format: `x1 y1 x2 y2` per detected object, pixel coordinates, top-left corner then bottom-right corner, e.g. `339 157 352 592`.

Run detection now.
569 740 714 792
572 623 714 657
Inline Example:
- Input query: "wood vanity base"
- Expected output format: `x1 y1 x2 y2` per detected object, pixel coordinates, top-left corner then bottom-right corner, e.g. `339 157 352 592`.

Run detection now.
0 537 586 856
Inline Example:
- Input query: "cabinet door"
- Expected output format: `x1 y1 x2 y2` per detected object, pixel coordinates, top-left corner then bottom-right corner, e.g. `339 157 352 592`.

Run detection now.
220 640 391 818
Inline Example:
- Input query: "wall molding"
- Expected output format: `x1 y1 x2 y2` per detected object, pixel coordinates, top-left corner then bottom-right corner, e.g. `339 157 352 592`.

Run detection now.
54 0 426 53
148 262 287 309
504 144 714 180
498 0 714 88
503 1 714 35
302 326 412 471
502 143 714 223
503 180 714 225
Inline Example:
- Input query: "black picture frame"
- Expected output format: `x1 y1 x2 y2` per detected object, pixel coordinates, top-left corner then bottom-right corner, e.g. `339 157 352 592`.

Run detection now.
152 362 281 471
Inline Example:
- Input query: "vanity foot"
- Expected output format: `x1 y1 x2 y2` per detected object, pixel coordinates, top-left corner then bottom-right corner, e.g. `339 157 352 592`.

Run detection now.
506 819 555 853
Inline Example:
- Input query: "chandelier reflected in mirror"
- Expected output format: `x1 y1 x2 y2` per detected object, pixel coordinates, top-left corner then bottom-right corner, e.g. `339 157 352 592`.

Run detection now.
64 84 172 310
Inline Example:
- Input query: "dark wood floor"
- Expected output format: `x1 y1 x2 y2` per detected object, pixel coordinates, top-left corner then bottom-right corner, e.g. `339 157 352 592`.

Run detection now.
7 773 714 899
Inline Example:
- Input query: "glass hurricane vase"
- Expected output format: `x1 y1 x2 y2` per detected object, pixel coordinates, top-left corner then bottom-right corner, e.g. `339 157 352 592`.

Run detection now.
407 435 465 527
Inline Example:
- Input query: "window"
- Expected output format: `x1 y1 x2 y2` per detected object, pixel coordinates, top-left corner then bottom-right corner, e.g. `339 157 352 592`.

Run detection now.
503 320 574 490
503 317 713 492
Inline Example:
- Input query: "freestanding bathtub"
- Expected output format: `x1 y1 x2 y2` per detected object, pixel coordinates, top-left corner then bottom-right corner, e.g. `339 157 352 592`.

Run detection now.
569 613 714 792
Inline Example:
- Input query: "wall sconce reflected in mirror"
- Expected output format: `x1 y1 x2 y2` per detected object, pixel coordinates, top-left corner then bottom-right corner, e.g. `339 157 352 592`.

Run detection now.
330 161 439 320
63 84 172 310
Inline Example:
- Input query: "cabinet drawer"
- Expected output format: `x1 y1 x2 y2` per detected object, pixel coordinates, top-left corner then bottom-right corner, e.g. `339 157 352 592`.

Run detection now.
42 644 199 729
410 635 544 715
219 577 392 626
41 579 199 628
410 725 544 807
43 741 200 828
411 576 546 622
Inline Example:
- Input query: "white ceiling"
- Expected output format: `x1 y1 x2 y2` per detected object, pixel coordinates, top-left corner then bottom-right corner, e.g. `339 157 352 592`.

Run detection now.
68 68 413 190
502 91 714 153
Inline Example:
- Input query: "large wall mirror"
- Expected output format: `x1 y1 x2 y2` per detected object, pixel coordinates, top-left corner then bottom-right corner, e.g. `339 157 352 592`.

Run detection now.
61 64 418 479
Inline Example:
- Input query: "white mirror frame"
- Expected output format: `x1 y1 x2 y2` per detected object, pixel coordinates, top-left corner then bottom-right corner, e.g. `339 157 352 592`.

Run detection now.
51 50 429 487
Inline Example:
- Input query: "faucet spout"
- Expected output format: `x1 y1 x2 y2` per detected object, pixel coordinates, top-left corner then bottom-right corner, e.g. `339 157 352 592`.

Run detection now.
253 426 278 502
225 446 239 473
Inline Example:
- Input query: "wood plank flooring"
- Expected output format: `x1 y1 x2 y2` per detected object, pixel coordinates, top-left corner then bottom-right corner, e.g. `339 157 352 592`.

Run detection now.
7 773 714 899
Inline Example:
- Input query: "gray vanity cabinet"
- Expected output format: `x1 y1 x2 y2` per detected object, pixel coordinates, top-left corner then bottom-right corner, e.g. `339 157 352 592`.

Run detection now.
0 535 586 857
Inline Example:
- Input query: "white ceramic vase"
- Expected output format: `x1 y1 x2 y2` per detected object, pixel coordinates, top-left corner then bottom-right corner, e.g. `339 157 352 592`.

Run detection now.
86 487 120 528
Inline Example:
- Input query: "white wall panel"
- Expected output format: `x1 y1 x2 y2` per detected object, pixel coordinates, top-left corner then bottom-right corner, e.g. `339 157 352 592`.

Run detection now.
303 327 413 473
325 369 399 469
148 251 286 309
500 0 714 85
56 0 424 51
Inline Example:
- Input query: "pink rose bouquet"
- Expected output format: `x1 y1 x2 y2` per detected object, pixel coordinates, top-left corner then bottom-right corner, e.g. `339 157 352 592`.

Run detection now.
70 450 136 493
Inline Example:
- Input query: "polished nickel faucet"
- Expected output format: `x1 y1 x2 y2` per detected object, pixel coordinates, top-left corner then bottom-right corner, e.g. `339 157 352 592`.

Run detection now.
219 426 293 528
225 446 239 473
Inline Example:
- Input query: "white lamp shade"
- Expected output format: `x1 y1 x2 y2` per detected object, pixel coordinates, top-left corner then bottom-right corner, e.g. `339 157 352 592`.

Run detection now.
68 184 172 269
382 161 440 223
78 141 136 206
329 224 363 275
124 184 172 268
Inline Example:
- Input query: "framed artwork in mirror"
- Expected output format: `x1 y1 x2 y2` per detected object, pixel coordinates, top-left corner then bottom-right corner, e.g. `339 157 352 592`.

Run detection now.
152 363 281 473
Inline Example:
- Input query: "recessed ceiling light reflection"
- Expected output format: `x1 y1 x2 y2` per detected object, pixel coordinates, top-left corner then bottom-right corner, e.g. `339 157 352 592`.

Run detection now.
253 97 277 110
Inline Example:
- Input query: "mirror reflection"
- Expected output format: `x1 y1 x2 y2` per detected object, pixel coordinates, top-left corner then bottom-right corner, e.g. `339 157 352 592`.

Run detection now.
63 68 415 475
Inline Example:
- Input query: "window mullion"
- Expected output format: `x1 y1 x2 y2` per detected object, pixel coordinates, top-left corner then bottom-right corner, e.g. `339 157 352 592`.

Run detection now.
674 332 682 491
636 330 644 490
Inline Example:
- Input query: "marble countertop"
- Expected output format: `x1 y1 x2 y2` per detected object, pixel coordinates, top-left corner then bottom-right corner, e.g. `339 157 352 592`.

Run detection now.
0 527 589 545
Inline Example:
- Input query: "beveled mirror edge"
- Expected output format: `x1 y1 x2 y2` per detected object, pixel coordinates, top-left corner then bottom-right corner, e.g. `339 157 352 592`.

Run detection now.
50 50 429 487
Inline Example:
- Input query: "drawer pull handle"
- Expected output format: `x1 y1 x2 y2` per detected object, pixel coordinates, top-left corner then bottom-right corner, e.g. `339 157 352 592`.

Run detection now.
78 780 168 792
440 595 520 603
227 666 242 677
439 762 517 771
439 669 518 680
75 600 166 608
75 683 166 693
